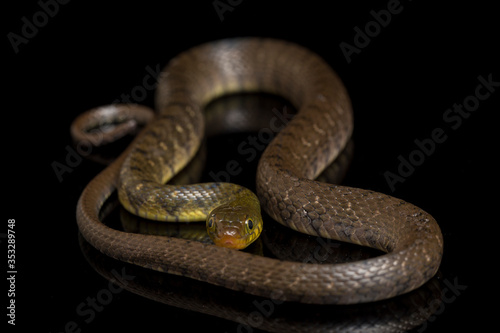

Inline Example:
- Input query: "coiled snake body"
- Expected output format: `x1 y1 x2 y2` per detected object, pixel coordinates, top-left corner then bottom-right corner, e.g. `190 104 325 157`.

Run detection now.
76 38 443 304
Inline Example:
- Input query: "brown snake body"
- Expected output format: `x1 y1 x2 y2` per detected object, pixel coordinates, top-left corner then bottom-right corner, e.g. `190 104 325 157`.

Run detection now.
76 38 443 304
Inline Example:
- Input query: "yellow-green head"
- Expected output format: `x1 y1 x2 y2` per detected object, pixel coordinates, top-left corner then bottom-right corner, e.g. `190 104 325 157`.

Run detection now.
206 191 263 250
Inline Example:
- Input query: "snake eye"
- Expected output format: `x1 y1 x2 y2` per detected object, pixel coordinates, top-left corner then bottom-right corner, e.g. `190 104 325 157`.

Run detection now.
246 218 254 230
207 217 215 229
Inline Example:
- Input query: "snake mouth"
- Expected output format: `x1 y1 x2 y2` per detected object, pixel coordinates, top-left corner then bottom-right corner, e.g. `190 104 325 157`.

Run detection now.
213 234 248 250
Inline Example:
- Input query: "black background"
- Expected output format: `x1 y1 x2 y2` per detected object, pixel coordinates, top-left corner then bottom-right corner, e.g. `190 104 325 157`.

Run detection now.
5 0 498 332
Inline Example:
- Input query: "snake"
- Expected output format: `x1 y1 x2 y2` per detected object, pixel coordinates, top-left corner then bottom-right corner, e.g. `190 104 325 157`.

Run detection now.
80 233 443 332
75 37 443 304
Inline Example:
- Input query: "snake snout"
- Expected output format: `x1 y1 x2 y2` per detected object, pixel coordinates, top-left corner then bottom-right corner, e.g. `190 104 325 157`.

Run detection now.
206 211 254 250
216 233 243 249
212 222 247 249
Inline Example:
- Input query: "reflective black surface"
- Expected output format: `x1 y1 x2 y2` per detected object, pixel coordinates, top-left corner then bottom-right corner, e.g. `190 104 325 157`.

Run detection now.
6 1 497 332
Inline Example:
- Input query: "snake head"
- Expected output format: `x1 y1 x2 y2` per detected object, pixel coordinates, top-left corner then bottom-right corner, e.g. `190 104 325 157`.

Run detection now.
206 204 263 250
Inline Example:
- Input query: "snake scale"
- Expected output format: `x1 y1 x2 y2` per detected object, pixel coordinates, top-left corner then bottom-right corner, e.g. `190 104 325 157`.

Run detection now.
76 38 443 304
